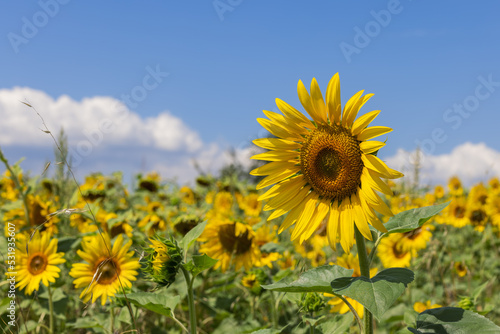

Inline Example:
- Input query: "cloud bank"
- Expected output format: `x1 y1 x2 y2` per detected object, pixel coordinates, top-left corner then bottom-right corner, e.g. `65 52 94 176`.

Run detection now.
0 87 253 183
383 142 500 186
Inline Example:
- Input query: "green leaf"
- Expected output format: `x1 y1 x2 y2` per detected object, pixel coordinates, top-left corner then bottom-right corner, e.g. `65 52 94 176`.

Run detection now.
249 328 284 334
316 313 354 334
179 220 207 256
119 292 180 318
330 268 414 320
183 254 218 277
408 307 500 334
384 202 449 234
262 265 353 293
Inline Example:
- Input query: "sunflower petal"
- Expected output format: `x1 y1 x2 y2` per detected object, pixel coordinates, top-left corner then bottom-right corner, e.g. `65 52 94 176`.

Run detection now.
326 73 341 124
327 202 340 250
310 78 328 123
275 98 315 129
345 93 374 127
298 80 322 123
359 140 385 154
357 126 393 141
251 150 299 162
341 90 364 127
352 110 381 135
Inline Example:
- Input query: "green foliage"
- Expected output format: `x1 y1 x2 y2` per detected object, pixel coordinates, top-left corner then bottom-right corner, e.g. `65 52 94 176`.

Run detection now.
408 307 500 334
384 202 450 234
179 219 207 258
330 268 415 320
119 292 180 318
183 254 218 277
262 265 353 293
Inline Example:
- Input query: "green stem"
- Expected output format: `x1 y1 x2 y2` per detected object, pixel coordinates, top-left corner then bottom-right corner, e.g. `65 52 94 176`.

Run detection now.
110 307 115 333
48 284 54 334
181 266 197 334
269 291 279 329
171 313 189 333
355 225 373 334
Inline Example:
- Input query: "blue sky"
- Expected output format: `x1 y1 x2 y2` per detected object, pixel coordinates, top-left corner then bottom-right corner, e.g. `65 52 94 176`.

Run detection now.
1 1 499 185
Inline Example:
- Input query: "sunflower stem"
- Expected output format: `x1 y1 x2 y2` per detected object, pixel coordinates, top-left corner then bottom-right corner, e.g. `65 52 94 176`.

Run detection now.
354 225 373 334
269 290 279 329
48 284 54 334
110 307 115 333
181 266 197 334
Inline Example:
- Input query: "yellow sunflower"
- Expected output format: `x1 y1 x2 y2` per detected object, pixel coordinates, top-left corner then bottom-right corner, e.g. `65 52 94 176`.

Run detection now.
414 300 442 313
398 226 432 252
466 203 488 232
448 176 463 197
238 192 262 217
468 183 489 206
69 233 140 305
15 231 66 295
486 194 500 228
251 74 403 253
137 201 168 236
198 219 260 272
488 177 500 194
437 196 469 228
454 261 468 277
377 234 414 268
434 185 445 199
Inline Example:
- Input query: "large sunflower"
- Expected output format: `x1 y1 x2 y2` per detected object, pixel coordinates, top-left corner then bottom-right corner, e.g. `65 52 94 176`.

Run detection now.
69 233 140 305
198 219 260 272
251 74 403 252
15 231 66 295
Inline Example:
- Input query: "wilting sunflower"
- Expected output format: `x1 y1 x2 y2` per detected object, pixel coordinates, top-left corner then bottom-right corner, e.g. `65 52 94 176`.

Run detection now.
198 219 260 272
251 74 403 252
69 233 140 305
15 231 66 295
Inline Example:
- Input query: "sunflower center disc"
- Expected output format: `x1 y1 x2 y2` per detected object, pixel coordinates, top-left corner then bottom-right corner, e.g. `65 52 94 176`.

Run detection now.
300 124 363 200
97 260 119 285
218 223 253 255
29 254 47 275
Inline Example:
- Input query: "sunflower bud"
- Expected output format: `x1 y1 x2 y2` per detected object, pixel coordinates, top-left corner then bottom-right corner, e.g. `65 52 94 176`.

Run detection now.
458 297 474 310
299 292 326 314
142 235 183 287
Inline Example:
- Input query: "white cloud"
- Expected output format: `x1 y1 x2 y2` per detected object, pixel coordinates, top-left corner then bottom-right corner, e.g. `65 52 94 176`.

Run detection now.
383 142 500 186
0 87 254 184
0 87 202 152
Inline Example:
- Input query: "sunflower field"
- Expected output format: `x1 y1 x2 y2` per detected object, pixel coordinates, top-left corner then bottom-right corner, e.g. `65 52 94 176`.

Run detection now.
1 76 500 334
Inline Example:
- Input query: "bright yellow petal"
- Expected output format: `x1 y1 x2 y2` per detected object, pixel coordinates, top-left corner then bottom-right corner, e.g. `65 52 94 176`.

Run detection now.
359 140 385 154
298 80 322 123
310 78 328 123
252 138 301 151
275 98 315 129
326 73 341 124
352 110 381 135
357 126 393 141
